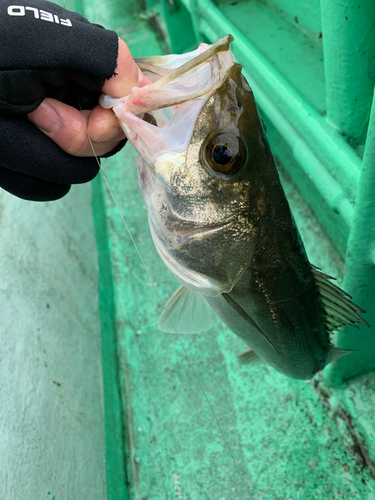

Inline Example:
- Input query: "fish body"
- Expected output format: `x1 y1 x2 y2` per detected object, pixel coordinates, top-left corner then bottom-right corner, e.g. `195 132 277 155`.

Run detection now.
101 36 368 379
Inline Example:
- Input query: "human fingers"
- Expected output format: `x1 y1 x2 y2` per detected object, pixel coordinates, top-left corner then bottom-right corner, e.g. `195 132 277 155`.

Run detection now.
27 39 150 157
28 98 123 157
102 38 152 97
87 104 125 144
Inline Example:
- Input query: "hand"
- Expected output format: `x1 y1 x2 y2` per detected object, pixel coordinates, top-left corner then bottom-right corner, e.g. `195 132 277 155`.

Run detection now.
28 38 150 157
0 0 150 201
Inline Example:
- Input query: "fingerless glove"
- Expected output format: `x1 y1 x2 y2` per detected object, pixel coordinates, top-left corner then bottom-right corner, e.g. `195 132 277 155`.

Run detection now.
0 0 121 201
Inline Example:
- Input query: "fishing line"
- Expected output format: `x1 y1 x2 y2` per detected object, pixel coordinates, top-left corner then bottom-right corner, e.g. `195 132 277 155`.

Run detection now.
81 101 252 499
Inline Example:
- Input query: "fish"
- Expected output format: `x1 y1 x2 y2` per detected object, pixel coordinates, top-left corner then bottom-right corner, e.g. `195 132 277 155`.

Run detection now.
100 35 369 380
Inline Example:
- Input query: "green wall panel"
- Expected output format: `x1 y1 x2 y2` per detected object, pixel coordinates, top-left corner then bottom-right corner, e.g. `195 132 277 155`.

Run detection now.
321 0 375 145
215 0 326 112
267 0 322 34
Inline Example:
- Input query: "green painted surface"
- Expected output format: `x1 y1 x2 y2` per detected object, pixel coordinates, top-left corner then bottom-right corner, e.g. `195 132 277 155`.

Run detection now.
326 93 375 382
161 0 197 53
92 178 129 500
217 0 325 113
321 0 375 145
83 0 143 29
264 116 350 259
83 1 167 57
54 0 82 14
266 0 322 35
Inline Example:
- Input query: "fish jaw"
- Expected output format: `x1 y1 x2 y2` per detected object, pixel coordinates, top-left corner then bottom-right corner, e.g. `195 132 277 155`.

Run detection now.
101 35 234 114
133 40 228 79
100 35 235 167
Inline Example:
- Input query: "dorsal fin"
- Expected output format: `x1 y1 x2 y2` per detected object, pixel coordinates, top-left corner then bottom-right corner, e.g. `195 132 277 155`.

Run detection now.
222 293 279 354
310 264 370 333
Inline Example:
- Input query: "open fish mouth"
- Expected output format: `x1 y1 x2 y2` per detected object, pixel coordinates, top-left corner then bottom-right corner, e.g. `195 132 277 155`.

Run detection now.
99 35 236 164
100 35 234 115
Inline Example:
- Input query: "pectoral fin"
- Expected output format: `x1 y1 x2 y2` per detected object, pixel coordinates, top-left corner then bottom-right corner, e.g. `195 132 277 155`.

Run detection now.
222 293 279 354
158 286 212 333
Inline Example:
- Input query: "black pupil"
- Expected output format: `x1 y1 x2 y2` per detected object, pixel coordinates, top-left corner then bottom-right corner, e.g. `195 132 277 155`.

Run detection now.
212 144 233 166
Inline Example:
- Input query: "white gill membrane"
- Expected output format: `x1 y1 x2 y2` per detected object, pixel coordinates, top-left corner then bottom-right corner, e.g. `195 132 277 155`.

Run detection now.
99 35 235 165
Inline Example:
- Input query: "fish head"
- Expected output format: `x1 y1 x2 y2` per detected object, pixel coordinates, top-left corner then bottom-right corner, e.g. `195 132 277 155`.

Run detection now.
101 37 269 296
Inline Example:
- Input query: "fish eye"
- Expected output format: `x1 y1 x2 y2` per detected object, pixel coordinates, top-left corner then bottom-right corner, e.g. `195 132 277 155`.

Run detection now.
212 144 233 166
202 133 246 177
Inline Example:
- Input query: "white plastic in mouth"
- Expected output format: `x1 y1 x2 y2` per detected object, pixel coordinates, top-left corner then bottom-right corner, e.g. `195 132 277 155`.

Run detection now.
99 36 235 164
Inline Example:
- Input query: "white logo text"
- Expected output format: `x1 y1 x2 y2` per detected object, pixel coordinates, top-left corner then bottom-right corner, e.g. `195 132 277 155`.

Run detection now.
7 5 72 26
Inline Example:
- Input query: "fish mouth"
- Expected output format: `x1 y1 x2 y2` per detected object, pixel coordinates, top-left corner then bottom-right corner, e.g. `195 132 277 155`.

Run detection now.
100 35 235 115
136 34 234 96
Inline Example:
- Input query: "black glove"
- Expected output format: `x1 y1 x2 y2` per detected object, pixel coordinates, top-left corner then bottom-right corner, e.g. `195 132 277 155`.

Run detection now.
0 0 122 201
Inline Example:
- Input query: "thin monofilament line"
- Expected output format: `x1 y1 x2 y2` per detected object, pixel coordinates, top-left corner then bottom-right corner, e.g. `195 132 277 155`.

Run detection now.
83 116 251 499
100 167 155 283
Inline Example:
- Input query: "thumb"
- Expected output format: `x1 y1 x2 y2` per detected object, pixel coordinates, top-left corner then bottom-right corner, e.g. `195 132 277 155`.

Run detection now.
102 38 151 98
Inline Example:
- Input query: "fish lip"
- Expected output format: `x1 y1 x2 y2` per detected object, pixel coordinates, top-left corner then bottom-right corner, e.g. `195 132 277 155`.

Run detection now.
150 35 234 88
